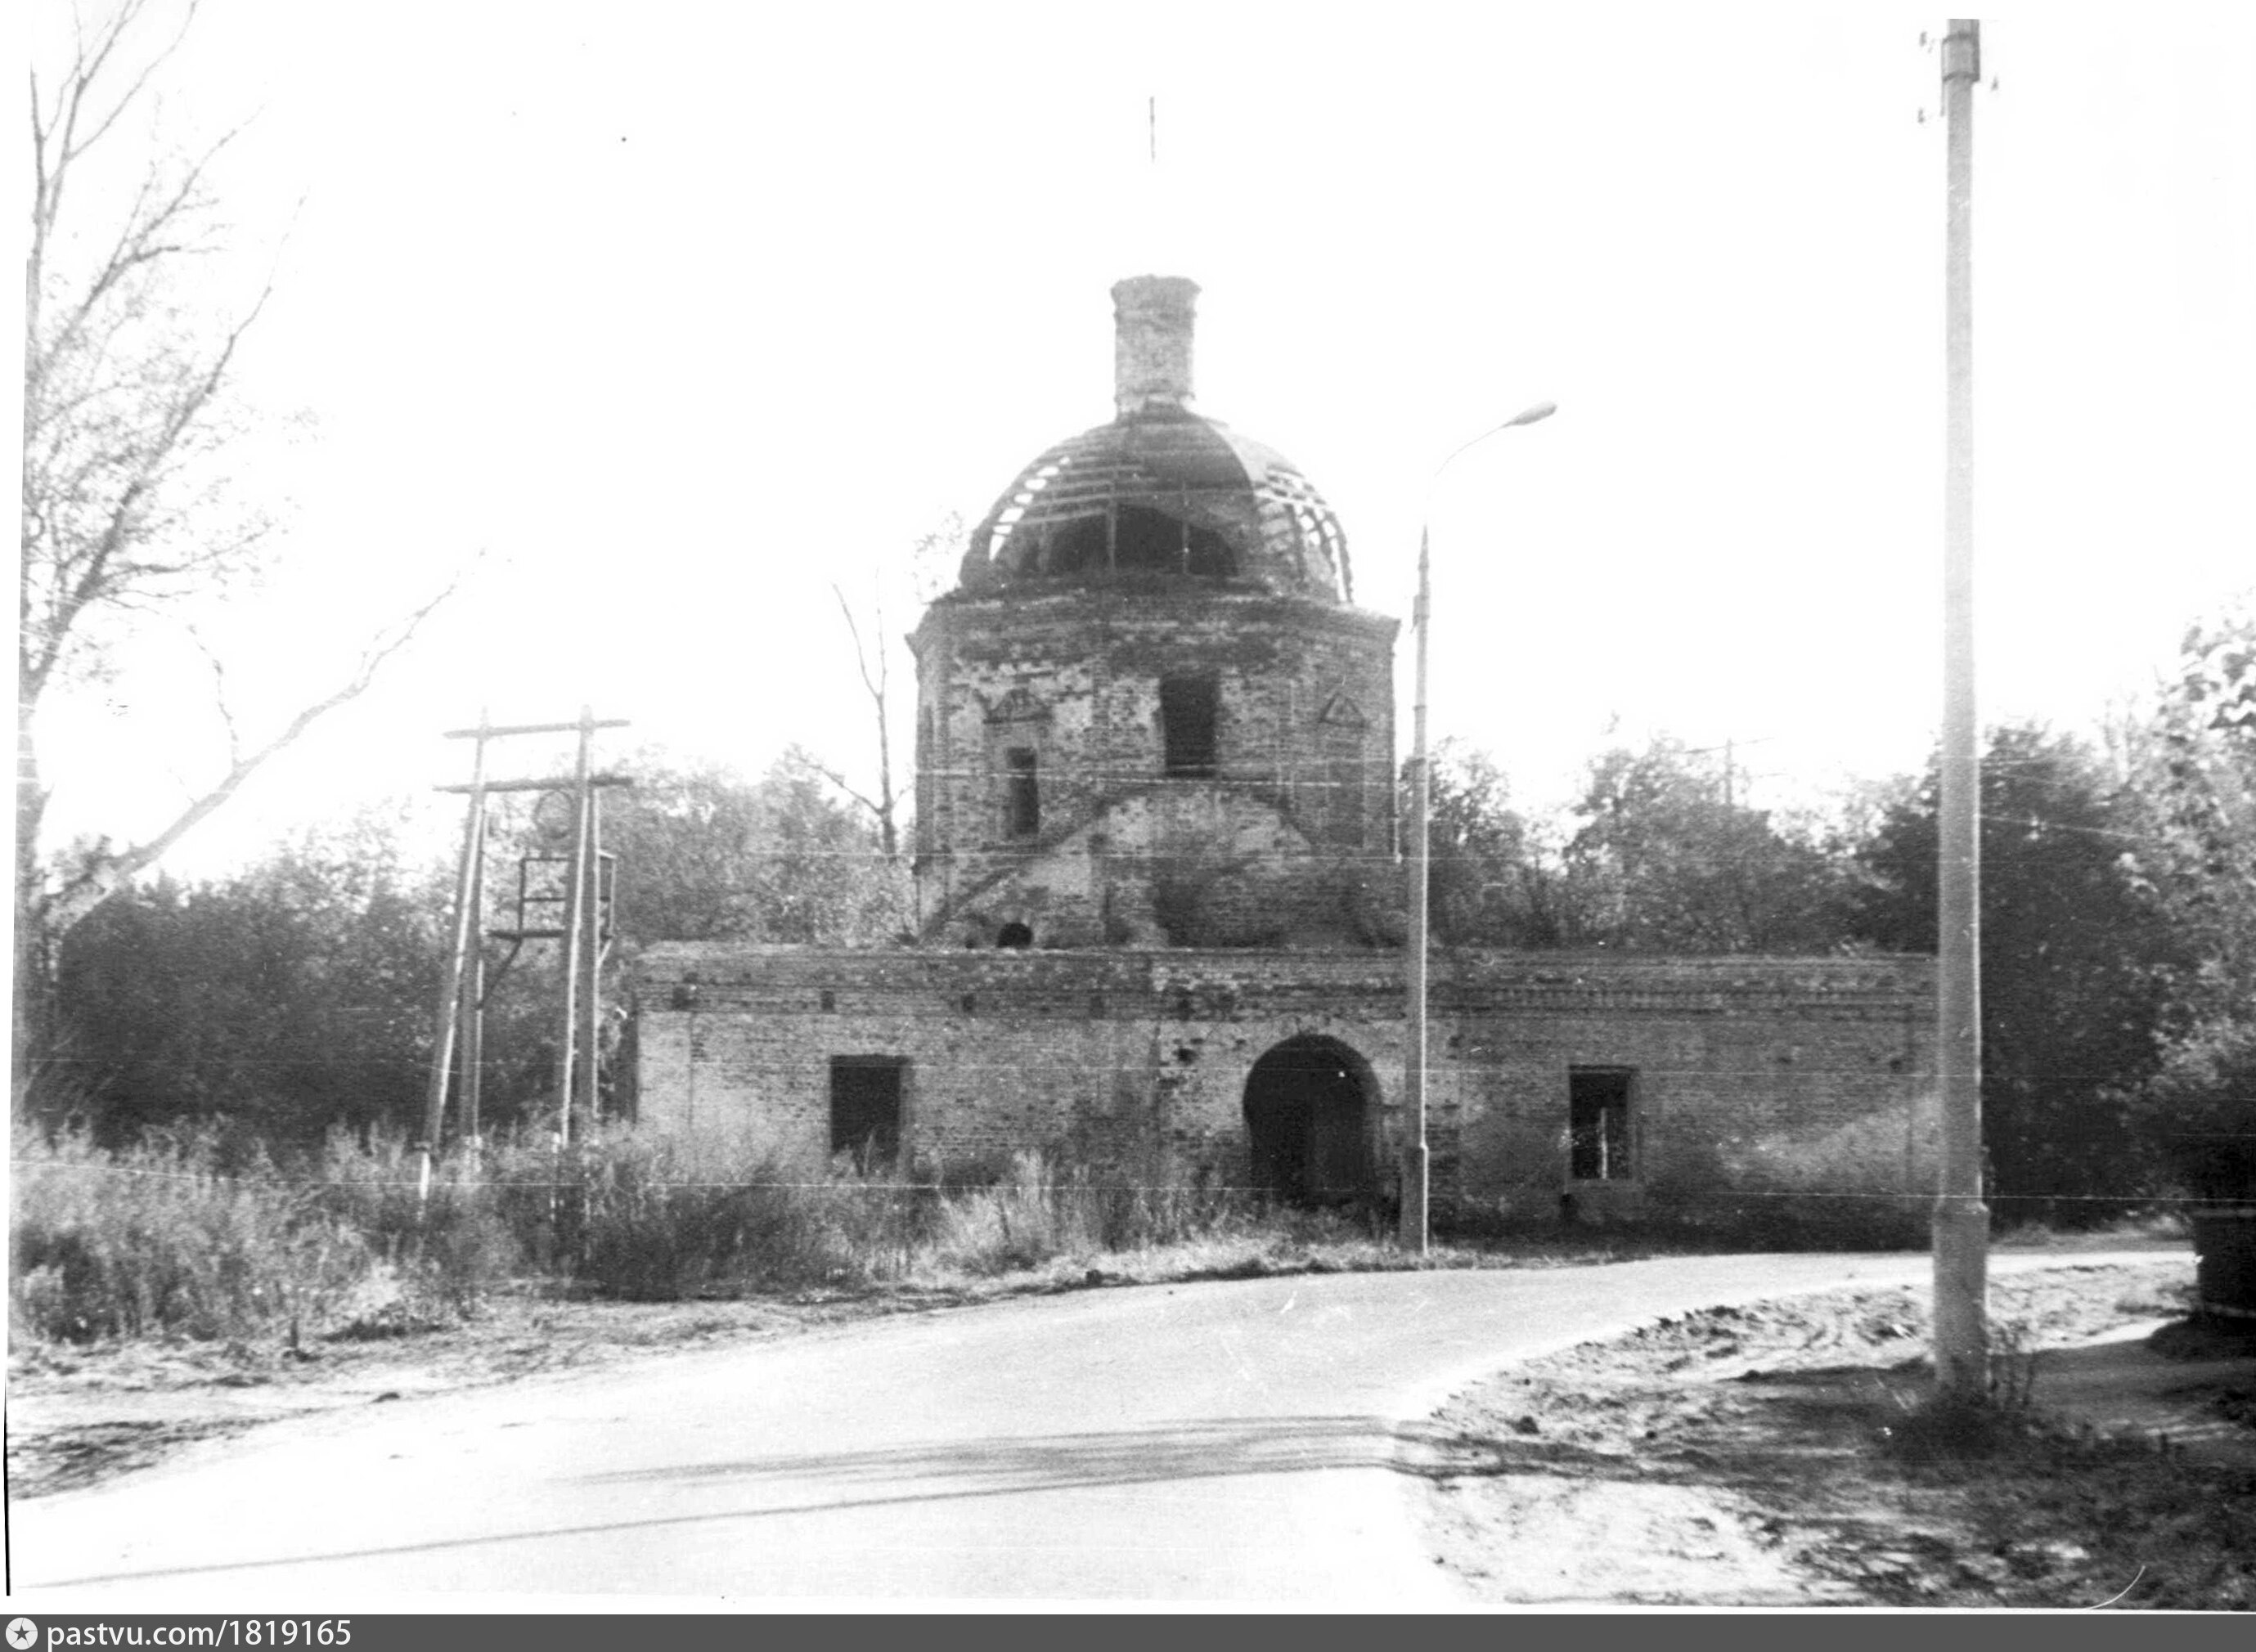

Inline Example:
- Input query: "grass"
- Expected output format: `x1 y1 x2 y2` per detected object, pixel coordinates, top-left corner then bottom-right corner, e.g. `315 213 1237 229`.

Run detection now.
12 1122 2195 1354
9 1124 1665 1349
11 1126 372 1344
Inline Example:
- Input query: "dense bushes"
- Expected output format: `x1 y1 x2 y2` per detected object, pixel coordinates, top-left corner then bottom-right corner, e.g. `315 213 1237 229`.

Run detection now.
7 1125 1279 1345
2137 1020 2256 1202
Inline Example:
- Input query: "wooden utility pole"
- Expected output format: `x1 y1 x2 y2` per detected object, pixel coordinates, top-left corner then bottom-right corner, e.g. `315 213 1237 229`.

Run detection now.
420 720 490 1205
420 712 628 1182
553 707 607 1146
1935 17 1991 1400
461 819 488 1171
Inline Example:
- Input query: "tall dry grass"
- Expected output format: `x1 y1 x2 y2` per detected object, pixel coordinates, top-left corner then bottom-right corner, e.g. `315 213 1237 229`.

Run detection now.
10 1124 1459 1349
11 1125 371 1344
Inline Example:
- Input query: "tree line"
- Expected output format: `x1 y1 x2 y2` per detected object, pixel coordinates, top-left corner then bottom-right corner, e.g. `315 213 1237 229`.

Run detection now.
1419 628 2256 1219
33 747 911 1155
32 614 2256 1223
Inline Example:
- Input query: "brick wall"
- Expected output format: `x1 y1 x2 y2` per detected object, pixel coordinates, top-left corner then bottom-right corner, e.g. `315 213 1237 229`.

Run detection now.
635 945 1938 1222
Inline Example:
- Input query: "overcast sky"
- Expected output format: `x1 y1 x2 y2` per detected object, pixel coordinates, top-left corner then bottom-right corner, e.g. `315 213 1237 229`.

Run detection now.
25 2 2256 876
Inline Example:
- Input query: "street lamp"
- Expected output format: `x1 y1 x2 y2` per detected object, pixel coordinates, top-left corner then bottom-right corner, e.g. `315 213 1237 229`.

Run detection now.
1400 400 1557 1254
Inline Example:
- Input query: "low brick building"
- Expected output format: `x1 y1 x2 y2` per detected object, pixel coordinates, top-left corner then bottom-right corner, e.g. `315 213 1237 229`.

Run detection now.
634 276 1939 1226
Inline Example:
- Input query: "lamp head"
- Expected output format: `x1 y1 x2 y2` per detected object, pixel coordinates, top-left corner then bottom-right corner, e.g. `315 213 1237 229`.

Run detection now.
1506 401 1557 428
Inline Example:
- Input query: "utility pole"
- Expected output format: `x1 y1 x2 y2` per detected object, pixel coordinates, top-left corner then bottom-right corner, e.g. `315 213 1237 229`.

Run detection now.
422 712 630 1181
461 815 488 1174
419 717 490 1206
552 707 614 1145
1935 17 1990 1400
1398 402 1556 1253
1400 522 1435 1254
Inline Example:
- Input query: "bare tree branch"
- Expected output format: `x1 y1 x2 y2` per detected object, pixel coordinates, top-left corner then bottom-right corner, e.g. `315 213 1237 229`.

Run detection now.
831 582 883 704
39 569 468 936
784 747 887 824
184 625 240 765
829 578 898 857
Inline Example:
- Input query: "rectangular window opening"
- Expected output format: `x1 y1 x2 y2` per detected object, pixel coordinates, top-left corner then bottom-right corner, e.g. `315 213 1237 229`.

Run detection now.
1161 675 1219 778
1568 1067 1634 1182
1004 747 1040 837
829 1057 905 1165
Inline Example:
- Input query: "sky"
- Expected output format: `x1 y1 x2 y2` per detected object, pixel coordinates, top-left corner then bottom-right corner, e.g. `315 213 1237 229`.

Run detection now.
21 2 2256 880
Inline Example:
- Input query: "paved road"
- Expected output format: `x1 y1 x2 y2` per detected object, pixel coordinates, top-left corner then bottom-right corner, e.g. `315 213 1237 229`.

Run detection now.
9 1251 2164 1607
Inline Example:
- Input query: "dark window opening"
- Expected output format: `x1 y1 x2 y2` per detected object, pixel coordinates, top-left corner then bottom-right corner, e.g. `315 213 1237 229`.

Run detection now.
1114 505 1235 576
1184 525 1234 578
1161 675 1220 778
1046 516 1107 574
996 921 1033 949
829 1057 904 1167
1004 747 1040 837
1044 507 1235 577
915 707 934 855
1569 1067 1634 1181
1319 727 1365 842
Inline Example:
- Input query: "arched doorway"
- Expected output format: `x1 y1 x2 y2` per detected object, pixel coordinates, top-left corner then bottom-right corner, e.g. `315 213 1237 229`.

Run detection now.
1243 1035 1377 1205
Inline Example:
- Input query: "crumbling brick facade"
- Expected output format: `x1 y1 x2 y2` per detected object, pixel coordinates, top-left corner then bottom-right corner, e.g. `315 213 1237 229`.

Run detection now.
636 946 1938 1223
912 587 1396 948
632 274 1939 1227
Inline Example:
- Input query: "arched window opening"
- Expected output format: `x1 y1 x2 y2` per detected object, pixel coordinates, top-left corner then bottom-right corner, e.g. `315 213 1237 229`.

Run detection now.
996 922 1034 949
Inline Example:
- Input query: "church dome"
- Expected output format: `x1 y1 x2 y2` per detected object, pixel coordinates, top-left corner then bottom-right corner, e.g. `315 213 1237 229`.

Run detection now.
954 277 1354 604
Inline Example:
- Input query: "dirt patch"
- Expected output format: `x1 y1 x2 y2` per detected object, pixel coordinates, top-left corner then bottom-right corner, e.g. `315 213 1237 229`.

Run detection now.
1413 1260 2256 1609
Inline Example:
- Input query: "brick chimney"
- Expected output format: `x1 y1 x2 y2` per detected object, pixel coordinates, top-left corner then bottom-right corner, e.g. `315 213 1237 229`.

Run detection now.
1112 275 1200 418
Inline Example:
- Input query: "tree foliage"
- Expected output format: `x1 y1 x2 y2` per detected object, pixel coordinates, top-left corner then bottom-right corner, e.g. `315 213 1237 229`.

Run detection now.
2124 598 2256 1200
530 746 911 948
47 810 449 1149
1410 735 1863 954
1853 723 2182 1217
40 741 915 1146
1557 735 1858 953
1421 742 1563 947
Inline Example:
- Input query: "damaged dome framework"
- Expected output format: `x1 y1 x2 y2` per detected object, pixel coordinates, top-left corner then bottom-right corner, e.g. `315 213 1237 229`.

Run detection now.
960 416 1355 602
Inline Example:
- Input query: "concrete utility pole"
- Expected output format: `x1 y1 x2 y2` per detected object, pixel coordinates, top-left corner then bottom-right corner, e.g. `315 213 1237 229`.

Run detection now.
1400 402 1555 1254
1934 16 1990 1399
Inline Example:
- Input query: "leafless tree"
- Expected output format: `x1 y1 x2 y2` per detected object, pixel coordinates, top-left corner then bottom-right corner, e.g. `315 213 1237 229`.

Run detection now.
809 513 967 860
817 578 901 860
19 2 456 1089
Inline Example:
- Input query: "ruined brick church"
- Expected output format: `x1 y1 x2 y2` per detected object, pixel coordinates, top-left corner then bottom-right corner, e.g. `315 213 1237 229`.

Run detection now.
635 276 1938 1226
